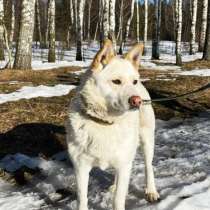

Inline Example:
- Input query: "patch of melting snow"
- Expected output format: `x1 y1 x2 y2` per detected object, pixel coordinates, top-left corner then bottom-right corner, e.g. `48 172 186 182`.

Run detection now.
0 84 75 104
0 116 210 209
177 69 210 77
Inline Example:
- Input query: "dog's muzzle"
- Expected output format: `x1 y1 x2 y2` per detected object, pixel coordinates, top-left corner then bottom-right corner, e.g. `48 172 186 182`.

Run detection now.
128 96 142 108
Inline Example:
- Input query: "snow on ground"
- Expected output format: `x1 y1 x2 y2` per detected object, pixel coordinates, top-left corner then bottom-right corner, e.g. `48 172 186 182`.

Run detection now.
177 69 210 77
0 114 210 210
0 84 75 104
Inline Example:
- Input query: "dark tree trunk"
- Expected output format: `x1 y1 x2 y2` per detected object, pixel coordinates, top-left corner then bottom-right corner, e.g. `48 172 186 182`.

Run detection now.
152 0 161 60
203 0 210 60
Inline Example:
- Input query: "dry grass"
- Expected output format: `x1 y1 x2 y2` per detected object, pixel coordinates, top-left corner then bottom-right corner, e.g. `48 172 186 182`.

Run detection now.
182 59 210 70
0 66 210 159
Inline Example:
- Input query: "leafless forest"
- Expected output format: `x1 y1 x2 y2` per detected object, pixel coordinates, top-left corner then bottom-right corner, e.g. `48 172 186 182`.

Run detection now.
0 0 210 69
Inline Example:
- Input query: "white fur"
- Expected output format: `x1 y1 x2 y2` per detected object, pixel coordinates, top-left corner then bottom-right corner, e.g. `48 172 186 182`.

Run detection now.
66 57 159 210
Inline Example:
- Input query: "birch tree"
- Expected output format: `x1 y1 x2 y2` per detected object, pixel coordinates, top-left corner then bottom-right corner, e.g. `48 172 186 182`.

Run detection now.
119 0 135 54
9 0 15 46
13 0 36 70
103 0 109 40
175 0 183 65
136 1 140 43
109 0 116 47
152 0 162 59
76 0 86 60
199 0 208 52
0 0 4 60
144 0 148 53
48 0 56 62
203 0 210 60
190 0 198 55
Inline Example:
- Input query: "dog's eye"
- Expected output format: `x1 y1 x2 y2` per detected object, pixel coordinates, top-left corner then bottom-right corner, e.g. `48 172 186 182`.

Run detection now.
133 80 138 85
112 79 122 85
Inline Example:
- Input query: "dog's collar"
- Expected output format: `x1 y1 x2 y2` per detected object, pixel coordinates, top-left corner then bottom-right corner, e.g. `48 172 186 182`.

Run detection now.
80 95 114 125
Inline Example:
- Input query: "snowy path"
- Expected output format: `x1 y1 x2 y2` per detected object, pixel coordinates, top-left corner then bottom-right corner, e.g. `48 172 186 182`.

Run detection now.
0 115 210 210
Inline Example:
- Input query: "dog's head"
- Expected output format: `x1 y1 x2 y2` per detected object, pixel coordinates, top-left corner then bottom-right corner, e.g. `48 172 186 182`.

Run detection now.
89 39 144 113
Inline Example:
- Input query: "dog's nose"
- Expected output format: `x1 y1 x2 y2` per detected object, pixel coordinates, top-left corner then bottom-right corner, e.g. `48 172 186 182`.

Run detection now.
128 96 142 108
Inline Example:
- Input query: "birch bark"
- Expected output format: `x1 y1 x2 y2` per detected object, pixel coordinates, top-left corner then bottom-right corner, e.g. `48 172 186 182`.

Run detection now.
175 0 182 65
76 0 86 60
190 0 198 55
119 0 135 54
48 0 56 62
199 0 208 52
13 0 36 70
144 0 148 53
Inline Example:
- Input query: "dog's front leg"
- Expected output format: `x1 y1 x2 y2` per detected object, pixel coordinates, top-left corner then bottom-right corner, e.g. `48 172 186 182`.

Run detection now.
113 164 132 210
140 128 159 202
75 163 91 210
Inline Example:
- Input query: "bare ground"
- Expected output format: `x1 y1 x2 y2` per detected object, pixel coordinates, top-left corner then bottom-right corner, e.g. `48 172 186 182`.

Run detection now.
0 62 210 183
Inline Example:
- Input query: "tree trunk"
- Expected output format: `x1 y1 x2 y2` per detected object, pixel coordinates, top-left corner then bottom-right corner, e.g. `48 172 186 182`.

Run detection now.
190 0 198 55
76 0 86 61
144 0 148 54
9 0 15 46
117 0 123 41
87 0 92 41
13 0 36 70
199 0 208 52
175 0 183 65
103 0 109 40
109 0 116 48
136 1 140 43
0 0 5 61
152 0 162 60
48 0 56 63
35 0 43 48
119 0 135 54
203 0 210 60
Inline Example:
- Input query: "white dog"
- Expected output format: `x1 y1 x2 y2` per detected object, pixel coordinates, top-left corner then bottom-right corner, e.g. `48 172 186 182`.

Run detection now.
66 40 159 210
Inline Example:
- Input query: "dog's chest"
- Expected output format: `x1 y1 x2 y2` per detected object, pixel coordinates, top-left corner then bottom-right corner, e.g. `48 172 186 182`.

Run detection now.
78 113 139 168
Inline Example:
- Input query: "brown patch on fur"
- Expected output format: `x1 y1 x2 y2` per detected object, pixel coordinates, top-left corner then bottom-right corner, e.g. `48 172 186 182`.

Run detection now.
91 39 115 71
125 43 144 69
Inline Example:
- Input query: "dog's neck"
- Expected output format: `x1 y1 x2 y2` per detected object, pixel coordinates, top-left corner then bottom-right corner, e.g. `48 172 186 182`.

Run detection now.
79 94 114 125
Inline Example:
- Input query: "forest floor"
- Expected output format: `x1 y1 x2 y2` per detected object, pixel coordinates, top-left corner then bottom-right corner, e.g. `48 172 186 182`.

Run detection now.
0 56 210 209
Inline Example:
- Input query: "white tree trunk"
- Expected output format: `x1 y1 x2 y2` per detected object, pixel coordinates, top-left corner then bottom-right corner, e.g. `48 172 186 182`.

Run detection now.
190 0 198 55
10 0 15 46
117 0 123 41
48 0 56 62
109 0 116 47
0 0 5 60
144 0 148 52
76 0 86 60
13 0 36 70
103 0 109 39
119 0 135 54
175 0 182 65
136 1 140 43
199 0 208 52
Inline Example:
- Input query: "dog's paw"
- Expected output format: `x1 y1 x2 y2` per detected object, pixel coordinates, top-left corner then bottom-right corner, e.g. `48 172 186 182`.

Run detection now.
145 188 160 203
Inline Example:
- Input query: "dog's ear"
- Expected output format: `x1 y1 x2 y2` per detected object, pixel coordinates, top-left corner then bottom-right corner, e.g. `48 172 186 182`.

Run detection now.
91 39 115 71
124 43 144 69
